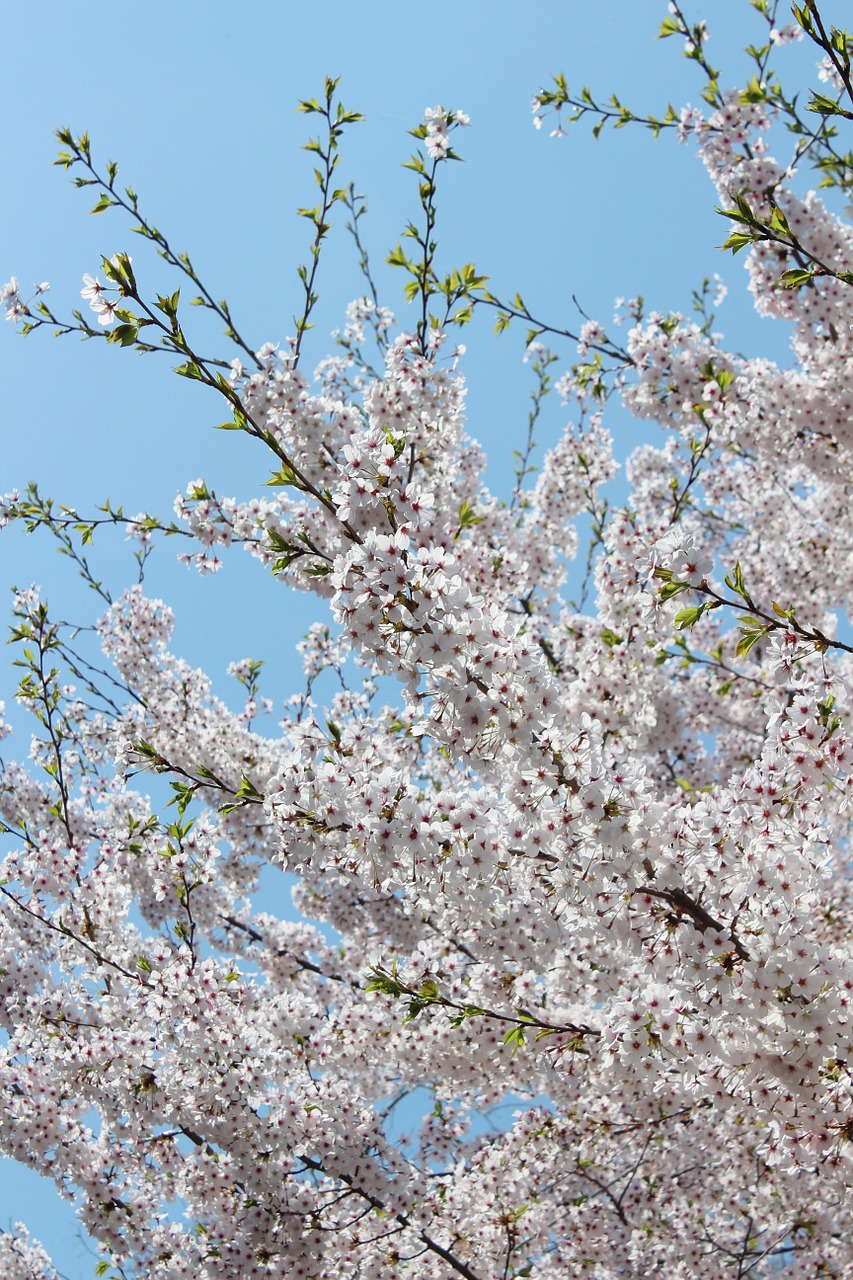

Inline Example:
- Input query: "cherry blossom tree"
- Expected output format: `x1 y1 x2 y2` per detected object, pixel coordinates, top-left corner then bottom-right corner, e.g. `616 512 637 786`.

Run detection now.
4 3 853 1276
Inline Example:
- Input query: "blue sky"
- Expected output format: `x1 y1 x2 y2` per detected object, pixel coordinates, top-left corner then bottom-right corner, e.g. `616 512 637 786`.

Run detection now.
1 2 818 1273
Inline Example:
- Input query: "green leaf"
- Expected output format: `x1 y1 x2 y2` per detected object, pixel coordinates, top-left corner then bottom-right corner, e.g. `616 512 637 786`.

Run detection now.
106 323 139 347
600 628 624 648
456 497 485 533
724 561 748 598
264 465 298 487
722 230 755 255
659 580 691 602
220 773 263 814
364 966 405 998
734 625 768 659
504 1025 527 1055
674 605 707 631
775 268 815 290
768 205 790 236
174 360 204 381
386 244 411 269
739 75 767 104
808 92 851 117
792 3 813 32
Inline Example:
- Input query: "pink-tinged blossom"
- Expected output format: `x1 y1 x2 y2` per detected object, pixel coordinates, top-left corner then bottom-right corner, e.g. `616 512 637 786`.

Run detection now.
6 31 853 1280
817 52 844 88
769 24 802 45
423 105 466 160
80 273 105 304
96 297 120 325
0 1226 60 1280
4 297 24 322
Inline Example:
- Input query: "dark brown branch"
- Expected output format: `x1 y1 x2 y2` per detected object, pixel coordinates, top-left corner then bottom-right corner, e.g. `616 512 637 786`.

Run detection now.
638 885 751 962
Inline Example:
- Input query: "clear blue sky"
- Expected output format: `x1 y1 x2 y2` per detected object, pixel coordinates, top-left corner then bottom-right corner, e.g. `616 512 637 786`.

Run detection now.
1 2 816 1273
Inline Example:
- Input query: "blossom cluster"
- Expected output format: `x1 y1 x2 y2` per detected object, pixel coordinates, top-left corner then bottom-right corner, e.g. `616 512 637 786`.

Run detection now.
423 106 470 160
4 10 853 1278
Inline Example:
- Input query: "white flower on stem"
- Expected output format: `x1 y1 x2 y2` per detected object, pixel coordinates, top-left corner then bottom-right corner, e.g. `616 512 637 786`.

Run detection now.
767 627 801 686
96 297 120 326
769 25 802 45
81 274 105 305
817 53 843 89
651 529 713 586
425 129 449 160
2 277 26 322
668 546 713 586
424 106 454 160
578 319 605 355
